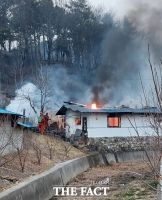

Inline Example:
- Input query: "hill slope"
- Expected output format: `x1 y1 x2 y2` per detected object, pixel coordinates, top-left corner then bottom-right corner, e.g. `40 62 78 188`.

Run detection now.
0 131 86 191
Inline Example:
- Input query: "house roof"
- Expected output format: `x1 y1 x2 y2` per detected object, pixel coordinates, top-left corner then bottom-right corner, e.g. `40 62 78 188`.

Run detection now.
56 103 161 115
0 108 23 116
17 122 33 128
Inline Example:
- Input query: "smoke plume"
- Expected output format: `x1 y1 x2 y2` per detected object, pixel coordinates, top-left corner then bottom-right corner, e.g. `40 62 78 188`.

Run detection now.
6 65 92 123
91 0 162 107
127 0 162 60
7 1 162 114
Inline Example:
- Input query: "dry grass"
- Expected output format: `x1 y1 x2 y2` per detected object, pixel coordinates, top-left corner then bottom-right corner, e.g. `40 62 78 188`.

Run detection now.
56 161 157 200
0 131 86 191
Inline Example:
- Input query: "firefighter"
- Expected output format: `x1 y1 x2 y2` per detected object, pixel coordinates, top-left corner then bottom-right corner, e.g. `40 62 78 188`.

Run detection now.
38 112 46 135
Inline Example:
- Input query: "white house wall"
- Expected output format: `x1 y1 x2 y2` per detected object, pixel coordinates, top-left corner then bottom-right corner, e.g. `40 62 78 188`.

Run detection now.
0 116 23 155
65 110 155 137
65 110 82 134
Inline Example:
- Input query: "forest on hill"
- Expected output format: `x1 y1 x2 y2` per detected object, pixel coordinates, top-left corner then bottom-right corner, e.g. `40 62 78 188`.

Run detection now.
0 0 158 110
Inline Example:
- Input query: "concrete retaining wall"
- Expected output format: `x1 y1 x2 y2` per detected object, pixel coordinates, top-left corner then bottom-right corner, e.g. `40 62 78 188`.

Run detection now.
157 159 162 200
0 153 104 200
116 151 146 162
104 150 155 163
0 151 156 200
105 152 116 163
157 184 162 200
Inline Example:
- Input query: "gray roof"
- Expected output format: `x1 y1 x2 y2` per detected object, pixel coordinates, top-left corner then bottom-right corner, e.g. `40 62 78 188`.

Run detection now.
56 103 161 115
0 108 23 116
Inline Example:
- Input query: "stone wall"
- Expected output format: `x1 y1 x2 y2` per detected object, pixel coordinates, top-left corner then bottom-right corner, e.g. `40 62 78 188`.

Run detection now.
88 136 159 152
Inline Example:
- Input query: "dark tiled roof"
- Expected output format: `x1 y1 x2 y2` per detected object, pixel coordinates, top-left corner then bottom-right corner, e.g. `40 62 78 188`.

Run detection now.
56 103 161 115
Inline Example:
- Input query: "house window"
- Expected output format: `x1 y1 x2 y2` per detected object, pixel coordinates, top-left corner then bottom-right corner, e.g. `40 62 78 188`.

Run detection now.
75 118 81 125
108 116 120 127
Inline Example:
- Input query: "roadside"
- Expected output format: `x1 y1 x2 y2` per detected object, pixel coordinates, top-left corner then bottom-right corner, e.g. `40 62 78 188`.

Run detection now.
56 161 157 200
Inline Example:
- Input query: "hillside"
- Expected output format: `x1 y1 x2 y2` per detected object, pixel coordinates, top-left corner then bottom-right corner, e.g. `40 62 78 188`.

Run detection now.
0 131 86 191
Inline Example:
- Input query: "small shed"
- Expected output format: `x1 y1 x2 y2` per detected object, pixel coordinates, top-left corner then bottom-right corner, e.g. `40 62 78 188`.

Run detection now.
56 102 161 138
0 108 24 155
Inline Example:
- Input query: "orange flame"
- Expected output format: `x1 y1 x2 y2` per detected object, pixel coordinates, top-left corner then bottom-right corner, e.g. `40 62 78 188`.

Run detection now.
91 103 97 109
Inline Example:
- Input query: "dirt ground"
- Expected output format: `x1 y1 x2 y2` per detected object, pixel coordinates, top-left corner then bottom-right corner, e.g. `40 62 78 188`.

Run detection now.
0 131 86 191
55 161 157 200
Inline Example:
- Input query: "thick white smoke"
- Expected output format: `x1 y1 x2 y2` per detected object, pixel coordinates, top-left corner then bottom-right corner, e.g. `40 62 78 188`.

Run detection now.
6 83 40 124
6 65 92 124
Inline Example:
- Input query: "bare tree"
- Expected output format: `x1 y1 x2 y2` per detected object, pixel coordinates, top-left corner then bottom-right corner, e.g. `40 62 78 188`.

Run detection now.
16 130 32 172
17 64 54 117
45 136 57 160
62 142 72 158
128 45 162 195
31 138 43 165
0 114 23 170
33 65 54 113
16 147 28 173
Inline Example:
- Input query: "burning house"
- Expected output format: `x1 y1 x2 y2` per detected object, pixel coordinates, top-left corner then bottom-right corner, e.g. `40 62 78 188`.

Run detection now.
0 108 24 155
56 102 161 138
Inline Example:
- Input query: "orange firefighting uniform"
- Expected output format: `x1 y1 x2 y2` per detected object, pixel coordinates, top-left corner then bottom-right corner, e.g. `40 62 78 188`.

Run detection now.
38 115 46 135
